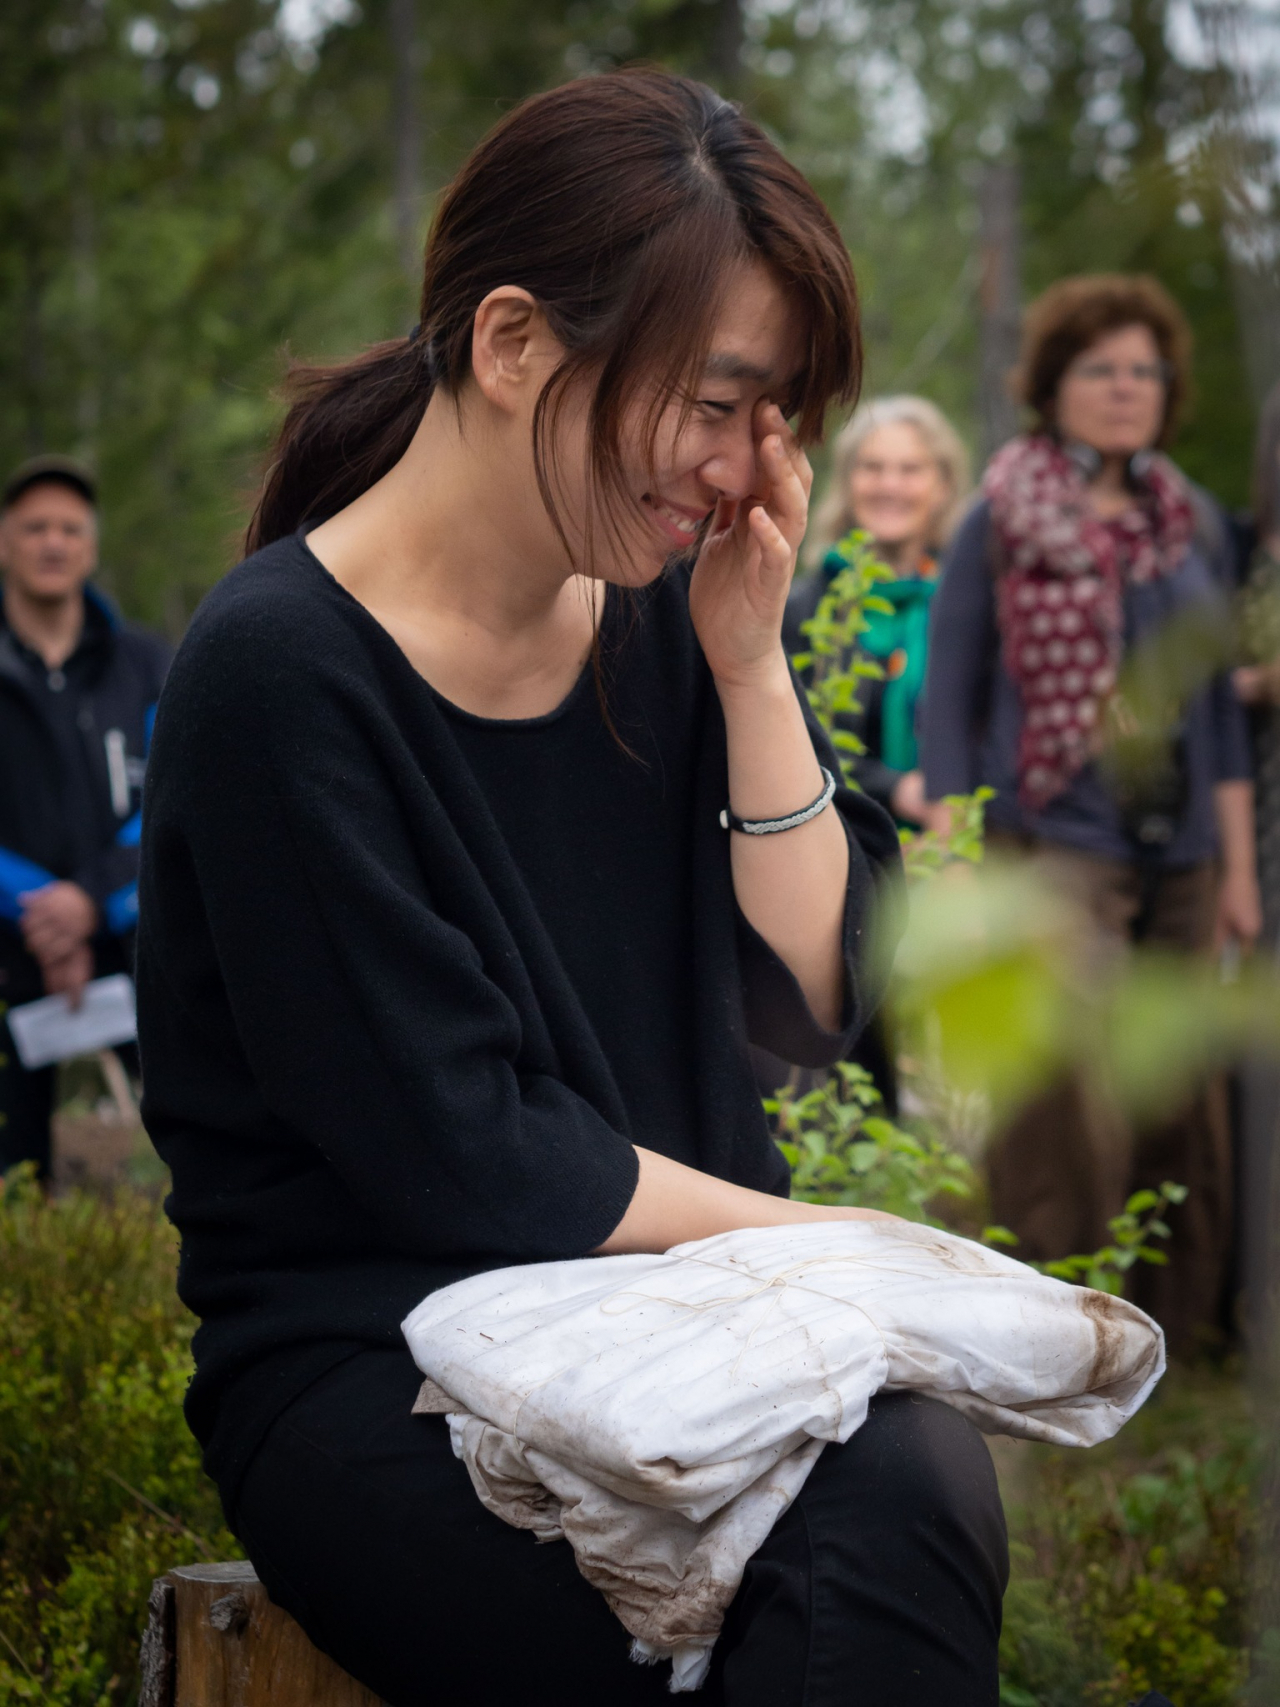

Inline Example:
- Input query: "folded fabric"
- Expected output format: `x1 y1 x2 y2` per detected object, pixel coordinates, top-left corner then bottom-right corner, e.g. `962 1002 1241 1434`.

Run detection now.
402 1218 1164 1692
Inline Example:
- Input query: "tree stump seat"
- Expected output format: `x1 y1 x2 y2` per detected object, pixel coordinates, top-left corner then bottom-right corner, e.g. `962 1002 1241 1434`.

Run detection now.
140 1561 383 1707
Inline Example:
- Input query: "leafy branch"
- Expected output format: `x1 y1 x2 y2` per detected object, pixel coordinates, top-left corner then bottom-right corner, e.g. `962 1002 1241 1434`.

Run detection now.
772 1065 1185 1295
769 1061 978 1222
791 528 894 780
1038 1183 1190 1297
791 525 992 877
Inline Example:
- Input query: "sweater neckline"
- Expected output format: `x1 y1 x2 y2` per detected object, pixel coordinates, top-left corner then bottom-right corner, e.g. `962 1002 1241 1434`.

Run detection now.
294 528 605 730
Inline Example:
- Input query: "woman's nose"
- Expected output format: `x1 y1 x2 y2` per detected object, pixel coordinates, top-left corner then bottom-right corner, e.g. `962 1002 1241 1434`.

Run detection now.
700 425 761 503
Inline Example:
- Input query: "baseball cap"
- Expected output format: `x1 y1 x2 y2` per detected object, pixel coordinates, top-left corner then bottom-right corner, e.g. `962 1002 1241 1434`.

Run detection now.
2 455 98 510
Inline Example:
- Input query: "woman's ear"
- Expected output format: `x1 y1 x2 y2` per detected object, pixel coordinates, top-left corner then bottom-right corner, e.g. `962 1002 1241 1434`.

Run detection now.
471 287 561 413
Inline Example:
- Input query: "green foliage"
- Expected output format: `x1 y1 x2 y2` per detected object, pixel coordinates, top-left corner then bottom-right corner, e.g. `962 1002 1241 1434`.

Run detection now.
899 787 994 882
2 0 1267 635
891 856 1280 1129
772 1059 1184 1303
998 1373 1256 1706
770 1060 979 1221
790 528 894 781
793 526 996 883
780 531 1225 1300
0 1166 239 1704
1239 553 1280 671
1040 1182 1188 1298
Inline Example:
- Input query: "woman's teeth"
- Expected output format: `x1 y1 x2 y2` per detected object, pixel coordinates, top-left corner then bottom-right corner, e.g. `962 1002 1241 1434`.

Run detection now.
647 498 701 538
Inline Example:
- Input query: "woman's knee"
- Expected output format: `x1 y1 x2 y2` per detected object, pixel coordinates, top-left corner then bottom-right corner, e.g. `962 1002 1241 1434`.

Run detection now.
715 1393 1009 1703
840 1391 1009 1591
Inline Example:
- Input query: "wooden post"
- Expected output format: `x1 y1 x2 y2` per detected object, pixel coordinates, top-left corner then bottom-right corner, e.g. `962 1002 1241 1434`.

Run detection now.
140 1561 383 1707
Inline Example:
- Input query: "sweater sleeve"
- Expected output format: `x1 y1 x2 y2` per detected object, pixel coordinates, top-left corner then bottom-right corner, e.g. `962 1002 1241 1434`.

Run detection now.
73 843 138 916
1210 670 1253 783
919 502 998 799
851 755 904 812
143 612 640 1265
1185 532 1252 786
735 675 903 1068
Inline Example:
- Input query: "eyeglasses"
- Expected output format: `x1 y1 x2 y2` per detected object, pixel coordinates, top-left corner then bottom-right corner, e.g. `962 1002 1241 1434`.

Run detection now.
1069 359 1171 387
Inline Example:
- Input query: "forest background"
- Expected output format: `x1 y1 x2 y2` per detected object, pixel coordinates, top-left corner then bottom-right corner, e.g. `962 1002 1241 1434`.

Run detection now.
5 7 1280 1701
4 0 1280 634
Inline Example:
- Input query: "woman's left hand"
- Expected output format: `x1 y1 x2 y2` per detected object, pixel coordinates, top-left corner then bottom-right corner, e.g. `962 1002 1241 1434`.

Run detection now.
688 401 812 690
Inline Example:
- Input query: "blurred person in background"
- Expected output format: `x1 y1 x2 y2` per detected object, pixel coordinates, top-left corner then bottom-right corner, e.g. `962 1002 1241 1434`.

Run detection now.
769 398 969 1111
0 458 170 1181
920 275 1260 1354
1235 379 1280 949
785 396 970 829
1231 381 1280 1358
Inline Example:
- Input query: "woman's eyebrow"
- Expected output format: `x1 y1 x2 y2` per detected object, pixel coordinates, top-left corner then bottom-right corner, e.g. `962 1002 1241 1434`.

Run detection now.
702 353 775 385
701 354 807 405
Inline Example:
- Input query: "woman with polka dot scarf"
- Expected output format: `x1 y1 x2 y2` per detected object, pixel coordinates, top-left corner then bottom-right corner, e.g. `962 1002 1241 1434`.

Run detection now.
919 273 1260 1356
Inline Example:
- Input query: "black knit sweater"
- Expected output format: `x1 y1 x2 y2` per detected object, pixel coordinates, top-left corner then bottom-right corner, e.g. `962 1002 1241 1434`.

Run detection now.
136 534 901 1502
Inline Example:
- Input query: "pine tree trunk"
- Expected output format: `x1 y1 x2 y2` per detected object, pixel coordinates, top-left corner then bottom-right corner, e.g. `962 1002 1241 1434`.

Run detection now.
389 0 423 290
706 0 743 92
977 161 1021 461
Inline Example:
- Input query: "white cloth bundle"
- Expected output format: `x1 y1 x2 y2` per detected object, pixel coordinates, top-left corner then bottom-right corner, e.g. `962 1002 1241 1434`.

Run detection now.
402 1219 1164 1692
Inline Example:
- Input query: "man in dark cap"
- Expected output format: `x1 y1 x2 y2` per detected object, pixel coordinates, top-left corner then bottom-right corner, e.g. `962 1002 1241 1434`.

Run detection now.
0 457 171 1180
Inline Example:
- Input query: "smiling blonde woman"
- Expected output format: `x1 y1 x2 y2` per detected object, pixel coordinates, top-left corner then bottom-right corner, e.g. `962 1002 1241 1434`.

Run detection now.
787 396 971 829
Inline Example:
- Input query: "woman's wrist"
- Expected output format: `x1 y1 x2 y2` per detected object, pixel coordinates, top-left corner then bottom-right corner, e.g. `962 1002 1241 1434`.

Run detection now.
710 648 795 707
1222 860 1258 888
715 654 826 824
596 1148 900 1254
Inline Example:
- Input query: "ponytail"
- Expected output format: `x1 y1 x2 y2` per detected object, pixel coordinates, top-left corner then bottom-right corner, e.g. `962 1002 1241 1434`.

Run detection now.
246 336 436 551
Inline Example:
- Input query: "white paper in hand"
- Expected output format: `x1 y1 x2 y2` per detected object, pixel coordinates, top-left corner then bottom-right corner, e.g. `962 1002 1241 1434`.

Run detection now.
6 974 137 1069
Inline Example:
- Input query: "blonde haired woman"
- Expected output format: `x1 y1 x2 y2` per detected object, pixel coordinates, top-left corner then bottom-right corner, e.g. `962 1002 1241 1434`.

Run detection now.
786 396 971 826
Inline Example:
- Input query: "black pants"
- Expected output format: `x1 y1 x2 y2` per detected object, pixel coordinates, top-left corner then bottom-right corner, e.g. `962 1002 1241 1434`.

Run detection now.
229 1348 1008 1706
0 1008 54 1180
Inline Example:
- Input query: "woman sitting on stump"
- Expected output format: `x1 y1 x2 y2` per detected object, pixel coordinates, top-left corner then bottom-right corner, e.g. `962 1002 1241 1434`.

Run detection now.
137 72 1008 1706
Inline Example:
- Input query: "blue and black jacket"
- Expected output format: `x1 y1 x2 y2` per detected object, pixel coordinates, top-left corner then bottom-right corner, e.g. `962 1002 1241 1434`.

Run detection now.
0 585 171 1001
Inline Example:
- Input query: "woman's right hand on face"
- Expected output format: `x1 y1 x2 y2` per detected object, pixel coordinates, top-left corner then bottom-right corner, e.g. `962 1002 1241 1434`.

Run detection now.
688 402 813 693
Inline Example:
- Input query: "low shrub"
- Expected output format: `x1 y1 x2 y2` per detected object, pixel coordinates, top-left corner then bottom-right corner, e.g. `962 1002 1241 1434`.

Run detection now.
0 1160 1262 1705
998 1371 1256 1707
772 1065 1257 1706
0 1167 239 1705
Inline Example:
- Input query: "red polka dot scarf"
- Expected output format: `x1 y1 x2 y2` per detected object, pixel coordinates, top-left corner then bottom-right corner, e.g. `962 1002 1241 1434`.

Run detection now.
983 434 1195 812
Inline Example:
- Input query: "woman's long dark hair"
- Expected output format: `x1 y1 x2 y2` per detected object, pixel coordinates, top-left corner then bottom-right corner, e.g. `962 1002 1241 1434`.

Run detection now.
247 69 861 556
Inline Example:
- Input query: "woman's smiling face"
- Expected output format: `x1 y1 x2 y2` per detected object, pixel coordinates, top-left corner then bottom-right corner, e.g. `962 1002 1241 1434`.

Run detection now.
544 261 806 586
846 420 948 558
